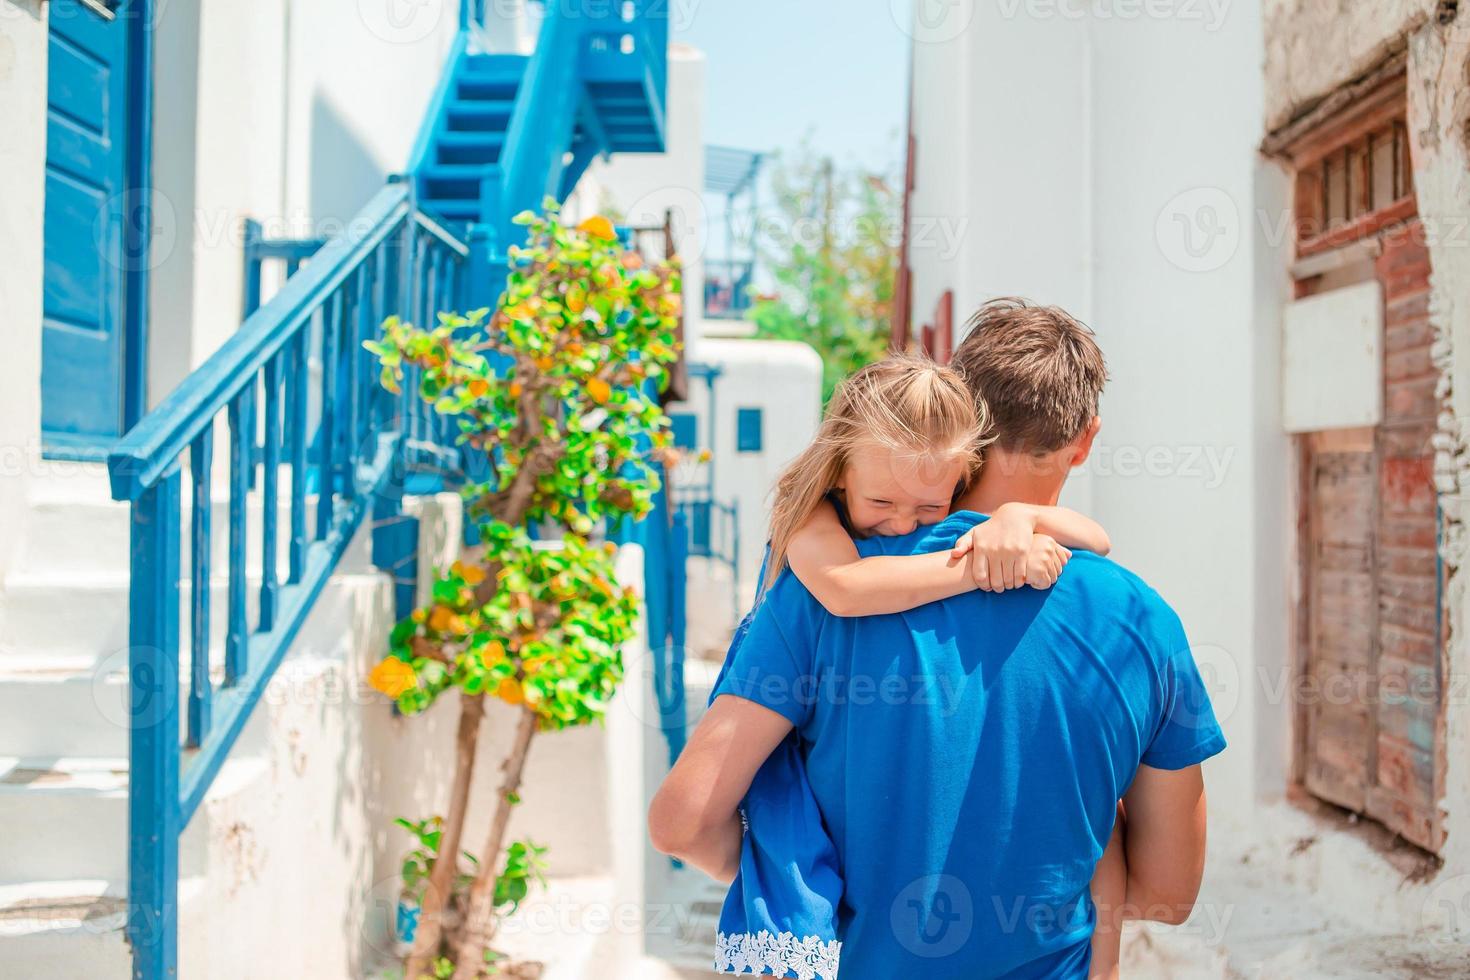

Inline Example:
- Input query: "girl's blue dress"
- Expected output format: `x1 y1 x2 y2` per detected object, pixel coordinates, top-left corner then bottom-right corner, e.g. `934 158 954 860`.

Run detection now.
707 548 843 979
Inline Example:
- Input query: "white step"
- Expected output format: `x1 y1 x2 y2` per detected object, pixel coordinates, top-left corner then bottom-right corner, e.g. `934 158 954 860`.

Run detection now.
16 488 337 578
0 876 208 978
0 577 371 759
0 554 373 669
12 457 389 581
0 664 191 760
0 754 269 886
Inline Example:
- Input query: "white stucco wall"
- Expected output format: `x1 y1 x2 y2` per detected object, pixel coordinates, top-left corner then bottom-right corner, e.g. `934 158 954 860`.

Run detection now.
149 0 469 406
0 1 48 587
907 1 1278 827
1086 1 1276 823
906 3 1097 515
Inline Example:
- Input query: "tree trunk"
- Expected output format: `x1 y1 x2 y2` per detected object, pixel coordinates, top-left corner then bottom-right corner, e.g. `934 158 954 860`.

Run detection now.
450 707 540 979
404 692 486 980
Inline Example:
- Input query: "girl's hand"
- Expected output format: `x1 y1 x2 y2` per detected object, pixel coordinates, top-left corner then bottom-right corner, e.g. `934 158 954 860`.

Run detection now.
951 506 1038 592
1025 534 1072 590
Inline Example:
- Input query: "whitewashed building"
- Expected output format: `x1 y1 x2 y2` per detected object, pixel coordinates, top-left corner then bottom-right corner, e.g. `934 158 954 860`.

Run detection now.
0 1 709 977
898 0 1470 971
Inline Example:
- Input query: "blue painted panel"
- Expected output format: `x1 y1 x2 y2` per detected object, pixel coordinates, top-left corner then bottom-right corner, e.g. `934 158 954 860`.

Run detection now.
736 407 762 453
42 1 129 447
669 412 696 449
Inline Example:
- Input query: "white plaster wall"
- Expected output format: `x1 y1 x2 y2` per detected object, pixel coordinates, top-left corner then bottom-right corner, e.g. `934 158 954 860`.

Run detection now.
583 44 708 352
1249 158 1294 809
908 3 1275 827
0 1 47 587
1085 3 1272 825
909 2 1094 515
149 0 465 405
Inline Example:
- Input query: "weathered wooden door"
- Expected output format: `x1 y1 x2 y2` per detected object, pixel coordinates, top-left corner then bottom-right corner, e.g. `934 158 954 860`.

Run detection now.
1301 428 1378 812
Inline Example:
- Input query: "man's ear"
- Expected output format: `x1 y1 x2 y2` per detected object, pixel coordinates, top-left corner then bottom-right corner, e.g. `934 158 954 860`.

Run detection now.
1070 417 1101 468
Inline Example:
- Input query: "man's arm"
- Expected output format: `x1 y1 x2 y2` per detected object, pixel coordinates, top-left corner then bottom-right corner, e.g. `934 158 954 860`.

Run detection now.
1119 764 1208 924
648 694 795 882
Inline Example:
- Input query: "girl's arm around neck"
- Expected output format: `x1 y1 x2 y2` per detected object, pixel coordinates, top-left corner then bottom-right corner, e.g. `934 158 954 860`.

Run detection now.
1002 502 1111 554
786 501 977 617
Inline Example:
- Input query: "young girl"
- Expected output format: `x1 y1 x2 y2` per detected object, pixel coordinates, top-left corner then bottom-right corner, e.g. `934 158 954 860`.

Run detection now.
711 355 1124 980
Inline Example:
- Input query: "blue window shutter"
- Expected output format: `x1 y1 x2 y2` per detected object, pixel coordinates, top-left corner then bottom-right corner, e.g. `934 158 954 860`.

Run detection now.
670 412 697 449
736 408 763 453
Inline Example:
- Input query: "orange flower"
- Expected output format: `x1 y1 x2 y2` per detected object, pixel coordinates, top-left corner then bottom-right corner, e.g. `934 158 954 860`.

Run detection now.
496 677 524 705
452 564 488 587
508 381 523 398
428 605 455 632
368 656 417 698
468 378 489 397
577 215 617 241
587 378 612 404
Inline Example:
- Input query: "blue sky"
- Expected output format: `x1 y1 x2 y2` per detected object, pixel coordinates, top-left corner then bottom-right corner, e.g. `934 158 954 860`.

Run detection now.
672 0 911 172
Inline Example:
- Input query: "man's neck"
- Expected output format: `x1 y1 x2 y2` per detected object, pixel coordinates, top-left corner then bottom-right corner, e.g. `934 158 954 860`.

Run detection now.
956 450 1070 514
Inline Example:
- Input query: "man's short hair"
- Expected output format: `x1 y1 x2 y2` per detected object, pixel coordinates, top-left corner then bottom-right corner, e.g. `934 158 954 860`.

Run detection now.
949 297 1108 453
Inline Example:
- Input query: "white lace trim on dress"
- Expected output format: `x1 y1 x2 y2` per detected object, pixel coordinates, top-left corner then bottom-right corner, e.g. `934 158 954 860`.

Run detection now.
713 930 840 980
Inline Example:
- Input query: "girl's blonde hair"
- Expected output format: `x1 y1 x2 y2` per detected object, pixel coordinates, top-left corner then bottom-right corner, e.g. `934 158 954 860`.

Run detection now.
763 354 991 593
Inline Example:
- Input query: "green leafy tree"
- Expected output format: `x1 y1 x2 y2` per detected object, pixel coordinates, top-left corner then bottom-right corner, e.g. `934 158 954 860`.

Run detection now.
365 204 681 979
748 144 899 402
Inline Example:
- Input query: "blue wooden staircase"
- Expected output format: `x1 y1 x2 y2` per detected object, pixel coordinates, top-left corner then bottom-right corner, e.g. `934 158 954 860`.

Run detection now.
411 2 667 257
415 53 524 224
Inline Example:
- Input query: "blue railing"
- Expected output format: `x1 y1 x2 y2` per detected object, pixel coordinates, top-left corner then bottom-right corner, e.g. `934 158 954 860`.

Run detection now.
671 363 741 618
613 456 690 767
106 182 470 978
677 492 740 621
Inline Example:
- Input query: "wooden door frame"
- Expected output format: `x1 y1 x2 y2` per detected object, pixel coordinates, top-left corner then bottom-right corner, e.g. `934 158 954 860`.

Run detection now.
120 0 154 437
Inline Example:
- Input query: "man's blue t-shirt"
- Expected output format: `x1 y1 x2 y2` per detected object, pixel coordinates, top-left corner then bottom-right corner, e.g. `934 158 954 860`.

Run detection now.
711 512 1226 979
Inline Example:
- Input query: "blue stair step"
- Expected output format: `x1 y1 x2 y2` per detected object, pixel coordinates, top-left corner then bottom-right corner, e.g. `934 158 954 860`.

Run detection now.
419 164 494 200
457 76 521 101
586 81 645 101
436 131 506 165
586 94 650 111
445 99 516 131
462 54 530 78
